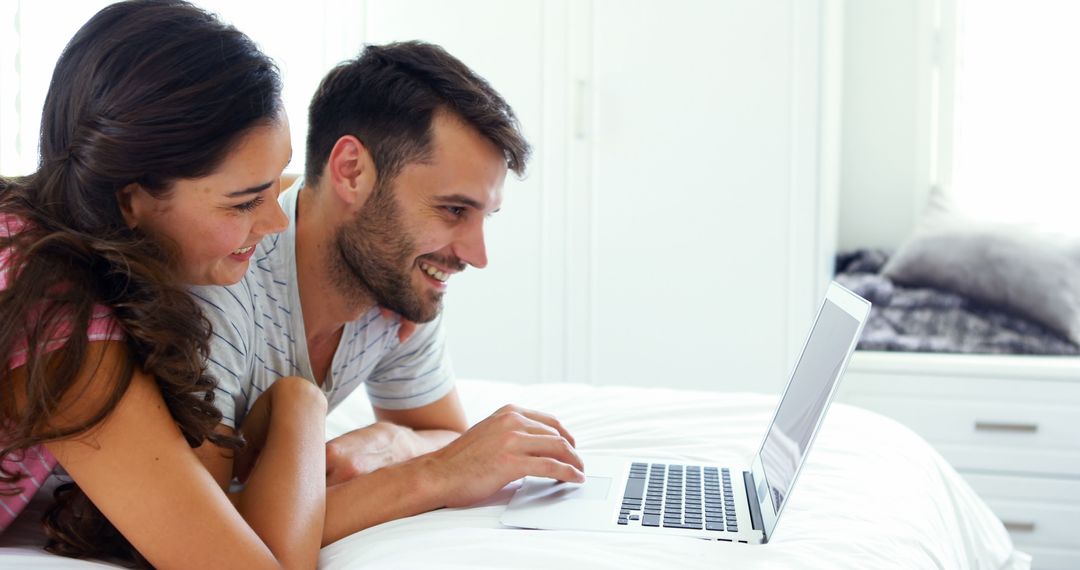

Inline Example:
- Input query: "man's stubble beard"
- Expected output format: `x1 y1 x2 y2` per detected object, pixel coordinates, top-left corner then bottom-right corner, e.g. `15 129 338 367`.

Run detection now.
330 180 442 323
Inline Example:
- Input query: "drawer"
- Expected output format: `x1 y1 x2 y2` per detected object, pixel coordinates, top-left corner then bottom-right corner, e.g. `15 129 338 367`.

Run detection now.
963 473 1080 554
842 352 1080 407
846 352 1080 395
843 394 1080 475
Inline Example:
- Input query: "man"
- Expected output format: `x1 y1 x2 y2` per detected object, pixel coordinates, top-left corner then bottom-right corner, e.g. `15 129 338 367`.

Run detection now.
191 41 584 544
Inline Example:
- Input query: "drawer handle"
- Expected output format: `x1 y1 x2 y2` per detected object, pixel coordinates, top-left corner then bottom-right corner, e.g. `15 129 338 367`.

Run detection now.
974 421 1038 433
1003 520 1036 533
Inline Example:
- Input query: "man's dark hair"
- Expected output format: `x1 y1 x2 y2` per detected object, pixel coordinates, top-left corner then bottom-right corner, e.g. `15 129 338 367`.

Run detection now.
305 41 530 186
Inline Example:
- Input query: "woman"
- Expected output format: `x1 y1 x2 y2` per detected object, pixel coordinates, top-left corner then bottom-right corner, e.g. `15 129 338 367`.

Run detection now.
0 1 325 567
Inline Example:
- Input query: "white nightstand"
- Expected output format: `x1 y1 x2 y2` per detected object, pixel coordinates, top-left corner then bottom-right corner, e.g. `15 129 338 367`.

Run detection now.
838 351 1080 570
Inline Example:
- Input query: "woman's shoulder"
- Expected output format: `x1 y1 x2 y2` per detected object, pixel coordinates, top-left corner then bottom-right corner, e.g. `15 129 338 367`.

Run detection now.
1 211 125 368
0 211 29 238
0 212 28 289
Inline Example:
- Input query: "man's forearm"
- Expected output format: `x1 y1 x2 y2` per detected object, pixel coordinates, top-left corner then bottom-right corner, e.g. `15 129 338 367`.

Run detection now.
322 454 445 545
321 403 586 546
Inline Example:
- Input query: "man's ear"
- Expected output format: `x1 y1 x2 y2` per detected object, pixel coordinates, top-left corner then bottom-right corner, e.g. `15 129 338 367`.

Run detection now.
326 135 377 208
116 183 148 229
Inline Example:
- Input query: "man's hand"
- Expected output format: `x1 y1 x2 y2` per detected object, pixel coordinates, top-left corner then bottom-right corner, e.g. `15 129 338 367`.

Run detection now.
379 308 417 343
325 422 417 486
424 404 585 508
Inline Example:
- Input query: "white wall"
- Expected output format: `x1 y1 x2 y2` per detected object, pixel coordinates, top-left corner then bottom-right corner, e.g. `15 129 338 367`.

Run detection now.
357 0 837 393
838 0 936 252
2 0 840 394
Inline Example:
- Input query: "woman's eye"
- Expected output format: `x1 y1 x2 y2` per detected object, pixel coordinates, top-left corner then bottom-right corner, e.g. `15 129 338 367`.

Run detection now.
234 195 265 213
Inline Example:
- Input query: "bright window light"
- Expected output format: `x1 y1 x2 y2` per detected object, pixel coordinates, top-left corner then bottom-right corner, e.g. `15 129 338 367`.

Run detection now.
0 1 353 176
950 0 1080 232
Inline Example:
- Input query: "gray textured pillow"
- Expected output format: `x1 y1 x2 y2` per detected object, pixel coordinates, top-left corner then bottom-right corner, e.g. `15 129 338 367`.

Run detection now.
882 188 1080 344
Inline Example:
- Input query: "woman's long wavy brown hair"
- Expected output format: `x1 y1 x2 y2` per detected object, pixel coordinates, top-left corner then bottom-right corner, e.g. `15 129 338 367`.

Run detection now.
0 1 282 565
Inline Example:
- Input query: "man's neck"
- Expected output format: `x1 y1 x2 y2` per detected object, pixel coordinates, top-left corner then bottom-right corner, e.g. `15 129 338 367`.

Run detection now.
295 185 376 380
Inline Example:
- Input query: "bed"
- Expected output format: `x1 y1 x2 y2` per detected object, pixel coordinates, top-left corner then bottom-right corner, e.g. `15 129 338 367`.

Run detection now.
0 378 1029 569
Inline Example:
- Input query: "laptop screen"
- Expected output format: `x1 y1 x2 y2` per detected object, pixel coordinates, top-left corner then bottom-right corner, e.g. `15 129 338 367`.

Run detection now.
758 298 861 516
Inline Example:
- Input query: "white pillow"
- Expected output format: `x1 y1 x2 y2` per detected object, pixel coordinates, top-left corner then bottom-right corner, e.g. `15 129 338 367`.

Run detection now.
882 187 1080 344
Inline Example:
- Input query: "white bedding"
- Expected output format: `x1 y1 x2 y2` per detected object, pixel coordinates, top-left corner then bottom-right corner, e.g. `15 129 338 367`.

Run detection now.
1 379 1030 569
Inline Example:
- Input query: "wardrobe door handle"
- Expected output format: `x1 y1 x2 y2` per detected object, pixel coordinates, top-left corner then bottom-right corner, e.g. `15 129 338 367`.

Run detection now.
974 421 1038 433
1002 520 1036 533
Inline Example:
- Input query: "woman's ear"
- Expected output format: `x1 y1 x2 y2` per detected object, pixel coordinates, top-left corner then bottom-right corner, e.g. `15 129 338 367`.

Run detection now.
116 183 147 229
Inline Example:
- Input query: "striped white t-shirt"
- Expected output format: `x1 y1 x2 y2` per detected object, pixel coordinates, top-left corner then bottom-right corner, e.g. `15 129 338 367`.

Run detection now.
190 181 455 429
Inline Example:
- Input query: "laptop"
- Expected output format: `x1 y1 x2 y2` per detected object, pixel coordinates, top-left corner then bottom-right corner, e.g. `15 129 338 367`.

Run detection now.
500 281 870 544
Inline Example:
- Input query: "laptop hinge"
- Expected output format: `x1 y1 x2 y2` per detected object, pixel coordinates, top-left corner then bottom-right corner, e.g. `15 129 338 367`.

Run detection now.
743 470 764 532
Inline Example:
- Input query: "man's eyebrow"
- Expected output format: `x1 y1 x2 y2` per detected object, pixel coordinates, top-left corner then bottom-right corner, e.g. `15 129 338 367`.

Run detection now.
227 181 274 198
434 194 485 210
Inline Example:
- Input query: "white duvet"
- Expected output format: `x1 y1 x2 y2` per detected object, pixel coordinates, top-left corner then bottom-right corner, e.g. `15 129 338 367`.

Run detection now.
1 379 1030 569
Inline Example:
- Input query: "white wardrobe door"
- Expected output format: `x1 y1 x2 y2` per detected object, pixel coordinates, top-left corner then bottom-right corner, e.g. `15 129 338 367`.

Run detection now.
588 0 818 392
363 0 548 383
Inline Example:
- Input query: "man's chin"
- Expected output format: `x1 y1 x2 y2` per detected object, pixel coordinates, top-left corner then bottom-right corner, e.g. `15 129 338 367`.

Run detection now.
412 300 442 324
383 295 441 324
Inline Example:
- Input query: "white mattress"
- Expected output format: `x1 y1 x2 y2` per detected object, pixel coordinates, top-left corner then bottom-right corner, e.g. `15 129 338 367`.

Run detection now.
1 379 1031 569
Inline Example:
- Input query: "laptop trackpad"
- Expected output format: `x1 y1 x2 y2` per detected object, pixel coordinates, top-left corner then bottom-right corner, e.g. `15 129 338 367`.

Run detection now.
518 476 612 505
501 463 623 530
558 476 611 501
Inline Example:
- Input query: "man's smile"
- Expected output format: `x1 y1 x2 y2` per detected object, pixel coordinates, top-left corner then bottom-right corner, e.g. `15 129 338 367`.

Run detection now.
419 260 451 283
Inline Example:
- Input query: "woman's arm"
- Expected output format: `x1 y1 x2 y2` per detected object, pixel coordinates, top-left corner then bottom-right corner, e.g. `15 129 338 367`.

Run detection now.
39 342 325 570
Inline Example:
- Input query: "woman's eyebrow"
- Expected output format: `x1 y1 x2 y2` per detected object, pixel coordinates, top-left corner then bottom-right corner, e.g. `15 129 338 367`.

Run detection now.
227 181 274 197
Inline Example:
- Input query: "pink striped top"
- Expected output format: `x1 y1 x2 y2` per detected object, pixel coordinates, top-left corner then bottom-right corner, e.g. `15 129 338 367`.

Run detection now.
0 213 123 531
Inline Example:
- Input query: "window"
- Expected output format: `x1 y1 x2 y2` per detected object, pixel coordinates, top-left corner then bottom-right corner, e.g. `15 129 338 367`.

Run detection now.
946 0 1080 232
0 1 359 176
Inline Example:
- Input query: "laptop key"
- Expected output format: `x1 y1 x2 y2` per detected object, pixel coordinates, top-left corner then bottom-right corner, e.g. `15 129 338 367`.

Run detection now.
622 477 645 501
619 463 747 534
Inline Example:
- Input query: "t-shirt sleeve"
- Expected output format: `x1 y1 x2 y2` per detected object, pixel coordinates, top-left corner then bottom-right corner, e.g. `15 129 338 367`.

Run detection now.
190 282 255 429
365 312 455 410
5 305 124 371
2 214 124 369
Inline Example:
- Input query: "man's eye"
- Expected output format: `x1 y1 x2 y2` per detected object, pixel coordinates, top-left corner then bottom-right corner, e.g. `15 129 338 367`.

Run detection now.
444 206 466 218
234 196 265 212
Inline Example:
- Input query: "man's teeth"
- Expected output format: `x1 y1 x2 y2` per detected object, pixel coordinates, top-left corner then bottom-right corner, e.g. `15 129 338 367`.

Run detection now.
232 245 254 255
420 262 449 282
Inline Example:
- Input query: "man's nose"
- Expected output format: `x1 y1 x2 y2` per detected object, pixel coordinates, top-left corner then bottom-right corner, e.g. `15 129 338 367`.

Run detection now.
452 220 488 269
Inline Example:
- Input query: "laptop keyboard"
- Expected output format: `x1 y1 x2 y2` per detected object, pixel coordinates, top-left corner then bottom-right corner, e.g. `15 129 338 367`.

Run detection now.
617 462 738 532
